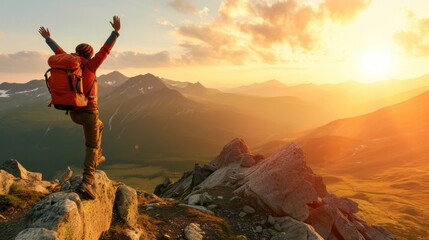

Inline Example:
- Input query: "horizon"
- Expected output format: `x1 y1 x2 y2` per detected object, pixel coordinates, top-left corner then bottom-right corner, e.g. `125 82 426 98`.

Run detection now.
1 0 429 86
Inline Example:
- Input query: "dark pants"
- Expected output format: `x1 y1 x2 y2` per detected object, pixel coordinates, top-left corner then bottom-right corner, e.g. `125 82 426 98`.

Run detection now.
70 110 103 186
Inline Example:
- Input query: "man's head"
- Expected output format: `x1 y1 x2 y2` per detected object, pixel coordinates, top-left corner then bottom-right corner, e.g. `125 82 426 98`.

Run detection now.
75 43 94 59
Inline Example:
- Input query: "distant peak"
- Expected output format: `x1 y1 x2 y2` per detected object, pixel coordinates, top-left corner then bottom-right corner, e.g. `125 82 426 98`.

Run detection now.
261 79 286 87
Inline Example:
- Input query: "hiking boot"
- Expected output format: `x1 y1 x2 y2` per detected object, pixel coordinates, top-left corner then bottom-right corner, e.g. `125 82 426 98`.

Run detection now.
76 183 96 200
96 155 106 167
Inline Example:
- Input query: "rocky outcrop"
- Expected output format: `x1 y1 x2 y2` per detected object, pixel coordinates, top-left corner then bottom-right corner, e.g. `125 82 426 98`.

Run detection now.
235 143 328 221
1 159 42 181
0 169 14 195
209 138 250 168
0 160 57 195
15 228 59 240
20 171 114 240
15 170 140 240
158 139 396 240
113 185 138 227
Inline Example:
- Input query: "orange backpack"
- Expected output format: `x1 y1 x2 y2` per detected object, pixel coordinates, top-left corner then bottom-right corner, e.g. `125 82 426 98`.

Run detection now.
44 53 94 113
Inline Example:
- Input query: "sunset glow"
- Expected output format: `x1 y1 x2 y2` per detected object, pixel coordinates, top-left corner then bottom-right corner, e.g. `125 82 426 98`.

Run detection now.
359 49 393 81
0 0 429 86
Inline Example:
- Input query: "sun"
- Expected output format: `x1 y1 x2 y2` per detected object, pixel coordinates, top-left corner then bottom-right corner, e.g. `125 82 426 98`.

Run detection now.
359 49 393 81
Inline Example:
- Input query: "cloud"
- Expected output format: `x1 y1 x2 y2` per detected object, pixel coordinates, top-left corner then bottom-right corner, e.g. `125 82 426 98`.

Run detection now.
198 7 210 18
0 51 49 73
0 50 173 74
394 13 429 57
175 0 372 64
104 51 173 68
168 0 197 14
321 0 372 22
157 19 176 28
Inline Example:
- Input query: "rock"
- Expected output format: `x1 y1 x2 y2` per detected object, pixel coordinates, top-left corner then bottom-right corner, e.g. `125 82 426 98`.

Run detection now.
275 216 324 240
207 204 218 210
178 204 215 215
271 232 289 240
234 143 327 221
124 227 143 240
184 223 204 240
0 169 14 195
305 205 336 239
253 153 265 163
243 205 255 214
188 192 213 206
24 192 84 239
210 138 251 168
359 224 396 240
159 171 194 198
255 226 263 233
188 194 202 205
57 166 73 184
323 194 359 214
192 164 216 188
0 159 42 181
268 215 276 225
14 179 51 194
240 154 256 168
239 211 247 217
154 177 172 196
61 181 71 191
114 185 138 227
332 208 365 240
15 228 59 240
20 171 116 240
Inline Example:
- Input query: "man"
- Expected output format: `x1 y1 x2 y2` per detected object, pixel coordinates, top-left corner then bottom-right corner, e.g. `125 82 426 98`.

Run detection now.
39 16 121 200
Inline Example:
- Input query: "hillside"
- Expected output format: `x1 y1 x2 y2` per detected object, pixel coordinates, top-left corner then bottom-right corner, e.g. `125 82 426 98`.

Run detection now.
255 91 429 239
0 141 395 240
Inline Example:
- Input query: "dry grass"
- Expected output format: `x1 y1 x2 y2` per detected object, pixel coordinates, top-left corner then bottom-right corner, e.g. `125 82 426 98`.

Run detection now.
316 166 429 240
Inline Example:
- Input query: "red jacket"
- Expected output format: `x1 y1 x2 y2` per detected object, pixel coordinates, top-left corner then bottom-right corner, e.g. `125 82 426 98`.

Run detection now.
45 31 119 110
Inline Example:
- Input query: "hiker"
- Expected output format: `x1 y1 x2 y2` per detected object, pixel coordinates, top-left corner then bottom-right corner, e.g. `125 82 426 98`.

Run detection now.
38 16 121 200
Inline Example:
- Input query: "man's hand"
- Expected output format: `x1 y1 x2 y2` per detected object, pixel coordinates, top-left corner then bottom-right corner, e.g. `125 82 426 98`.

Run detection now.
110 16 121 32
38 27 51 39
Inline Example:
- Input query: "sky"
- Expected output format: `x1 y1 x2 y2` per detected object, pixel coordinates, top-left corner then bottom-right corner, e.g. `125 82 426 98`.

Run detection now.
1 0 429 87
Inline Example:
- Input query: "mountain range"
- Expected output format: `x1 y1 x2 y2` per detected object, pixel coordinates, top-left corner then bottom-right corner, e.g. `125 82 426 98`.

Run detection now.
1 72 429 178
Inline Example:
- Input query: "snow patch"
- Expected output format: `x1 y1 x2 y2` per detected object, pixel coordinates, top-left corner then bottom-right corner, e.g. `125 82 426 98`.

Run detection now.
109 106 121 131
105 80 116 85
0 89 10 98
15 88 39 94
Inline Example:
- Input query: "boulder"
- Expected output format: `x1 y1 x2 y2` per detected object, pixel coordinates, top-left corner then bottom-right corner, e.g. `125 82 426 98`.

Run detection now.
154 177 172 196
15 228 59 240
240 154 256 168
210 138 250 168
184 223 204 240
14 179 52 194
24 192 84 239
305 205 336 239
234 143 327 221
114 185 138 227
19 171 116 240
332 209 366 240
323 194 359 214
192 164 216 187
160 171 194 198
0 159 42 181
273 216 324 240
0 169 15 195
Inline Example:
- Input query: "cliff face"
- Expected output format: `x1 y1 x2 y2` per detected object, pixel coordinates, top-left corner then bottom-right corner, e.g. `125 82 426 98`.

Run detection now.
156 138 396 240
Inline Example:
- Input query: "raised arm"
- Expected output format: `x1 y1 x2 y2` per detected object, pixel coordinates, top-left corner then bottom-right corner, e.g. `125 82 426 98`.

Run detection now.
38 27 65 54
87 16 121 70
